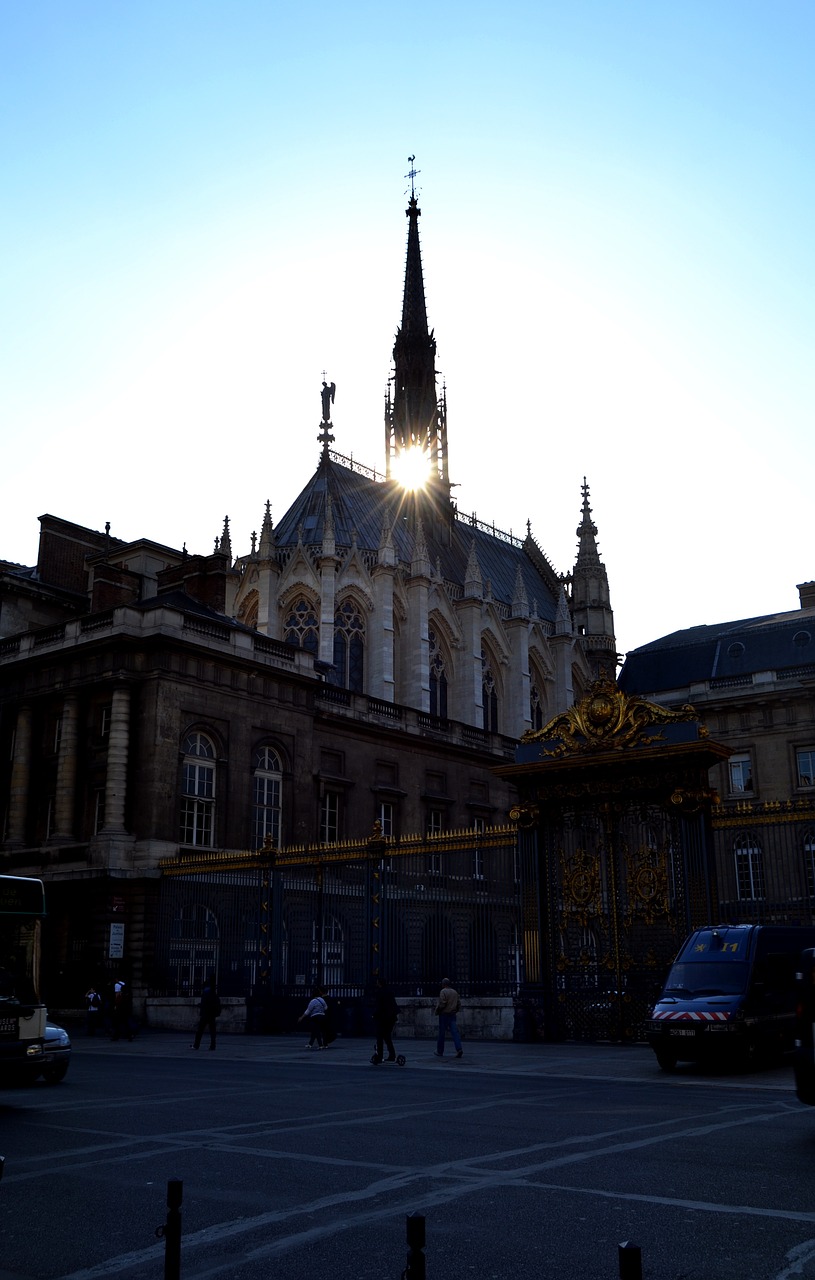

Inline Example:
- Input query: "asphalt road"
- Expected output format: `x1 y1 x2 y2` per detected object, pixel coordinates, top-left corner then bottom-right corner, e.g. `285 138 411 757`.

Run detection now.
2 1031 815 1280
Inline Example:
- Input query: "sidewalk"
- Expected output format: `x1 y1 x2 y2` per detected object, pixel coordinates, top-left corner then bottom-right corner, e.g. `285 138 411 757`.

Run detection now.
69 1026 671 1079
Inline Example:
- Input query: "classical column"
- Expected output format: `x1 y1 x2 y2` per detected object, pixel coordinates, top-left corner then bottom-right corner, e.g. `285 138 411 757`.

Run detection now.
52 694 79 841
6 704 32 847
102 686 130 834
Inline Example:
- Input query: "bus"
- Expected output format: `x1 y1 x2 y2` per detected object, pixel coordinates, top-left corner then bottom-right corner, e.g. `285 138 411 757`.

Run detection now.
0 875 49 1081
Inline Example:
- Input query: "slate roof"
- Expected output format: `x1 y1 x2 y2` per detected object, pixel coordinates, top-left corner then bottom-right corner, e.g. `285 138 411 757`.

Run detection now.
619 606 815 694
274 457 563 623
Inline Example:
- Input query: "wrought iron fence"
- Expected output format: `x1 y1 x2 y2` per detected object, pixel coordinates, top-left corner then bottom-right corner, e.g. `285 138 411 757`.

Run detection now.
151 827 522 1003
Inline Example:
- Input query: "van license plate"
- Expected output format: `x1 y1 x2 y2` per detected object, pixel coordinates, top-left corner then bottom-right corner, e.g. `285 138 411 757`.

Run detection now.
669 1029 696 1037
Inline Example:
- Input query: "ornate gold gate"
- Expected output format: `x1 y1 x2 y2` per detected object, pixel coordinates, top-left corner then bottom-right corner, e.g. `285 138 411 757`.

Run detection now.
500 677 728 1042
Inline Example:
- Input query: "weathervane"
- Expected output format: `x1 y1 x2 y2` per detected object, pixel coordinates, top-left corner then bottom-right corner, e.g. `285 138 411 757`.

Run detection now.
405 155 420 199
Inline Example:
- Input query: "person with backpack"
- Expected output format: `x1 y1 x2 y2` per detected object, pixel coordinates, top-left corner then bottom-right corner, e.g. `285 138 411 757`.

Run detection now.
434 977 463 1058
191 972 221 1051
298 987 328 1049
372 977 399 1062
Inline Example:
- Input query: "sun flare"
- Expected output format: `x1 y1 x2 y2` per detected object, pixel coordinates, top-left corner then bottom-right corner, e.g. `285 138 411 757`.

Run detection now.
393 446 431 492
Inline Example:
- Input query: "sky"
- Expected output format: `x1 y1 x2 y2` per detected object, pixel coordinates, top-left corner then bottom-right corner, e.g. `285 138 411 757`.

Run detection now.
2 1 813 659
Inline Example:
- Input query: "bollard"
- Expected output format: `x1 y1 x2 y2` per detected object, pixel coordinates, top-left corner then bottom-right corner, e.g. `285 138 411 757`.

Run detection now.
155 1178 183 1280
618 1241 642 1280
402 1211 426 1279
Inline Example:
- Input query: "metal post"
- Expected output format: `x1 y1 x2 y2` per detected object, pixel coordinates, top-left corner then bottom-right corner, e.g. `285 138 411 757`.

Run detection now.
618 1240 642 1280
402 1211 426 1279
155 1178 183 1280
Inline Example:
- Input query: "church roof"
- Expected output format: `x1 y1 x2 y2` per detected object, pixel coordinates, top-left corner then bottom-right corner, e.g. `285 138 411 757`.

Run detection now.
619 605 815 693
274 454 562 622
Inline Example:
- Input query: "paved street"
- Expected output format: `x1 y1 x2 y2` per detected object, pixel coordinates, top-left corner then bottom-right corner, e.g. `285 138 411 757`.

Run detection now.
2 1030 815 1279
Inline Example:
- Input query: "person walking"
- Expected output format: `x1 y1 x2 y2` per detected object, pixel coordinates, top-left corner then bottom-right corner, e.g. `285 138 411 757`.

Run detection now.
85 986 102 1036
434 977 463 1058
298 987 328 1048
372 977 399 1062
110 979 133 1041
191 971 221 1050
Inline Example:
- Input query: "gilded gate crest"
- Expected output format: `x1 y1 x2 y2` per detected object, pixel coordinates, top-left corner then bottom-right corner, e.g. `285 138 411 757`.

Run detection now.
521 674 705 756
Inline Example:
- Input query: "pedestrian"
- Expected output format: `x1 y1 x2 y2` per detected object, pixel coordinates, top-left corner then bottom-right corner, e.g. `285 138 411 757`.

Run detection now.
434 977 463 1058
110 979 133 1042
372 977 399 1062
191 971 221 1051
298 987 328 1049
85 986 102 1036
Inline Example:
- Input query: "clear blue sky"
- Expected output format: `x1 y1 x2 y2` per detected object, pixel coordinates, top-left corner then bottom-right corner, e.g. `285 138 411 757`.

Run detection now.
2 1 813 656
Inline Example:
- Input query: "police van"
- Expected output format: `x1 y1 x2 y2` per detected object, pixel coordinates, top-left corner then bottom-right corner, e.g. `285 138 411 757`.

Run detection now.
648 924 815 1071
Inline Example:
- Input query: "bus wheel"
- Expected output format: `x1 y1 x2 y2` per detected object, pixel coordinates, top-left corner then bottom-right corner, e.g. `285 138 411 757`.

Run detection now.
655 1048 677 1072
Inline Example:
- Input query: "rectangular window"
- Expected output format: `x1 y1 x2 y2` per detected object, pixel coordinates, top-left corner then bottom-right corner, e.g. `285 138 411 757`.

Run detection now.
735 842 765 901
728 754 754 794
797 749 815 789
427 808 443 836
320 792 339 844
52 716 62 755
100 705 111 739
378 801 394 838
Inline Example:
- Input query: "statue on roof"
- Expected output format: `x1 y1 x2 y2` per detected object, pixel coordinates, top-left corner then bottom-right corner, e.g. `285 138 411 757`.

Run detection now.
321 380 336 422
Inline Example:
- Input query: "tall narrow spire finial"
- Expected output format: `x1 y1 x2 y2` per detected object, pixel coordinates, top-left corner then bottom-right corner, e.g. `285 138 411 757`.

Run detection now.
405 154 420 200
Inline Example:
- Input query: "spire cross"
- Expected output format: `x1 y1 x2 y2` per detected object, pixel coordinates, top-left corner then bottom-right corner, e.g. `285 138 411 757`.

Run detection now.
405 155 420 199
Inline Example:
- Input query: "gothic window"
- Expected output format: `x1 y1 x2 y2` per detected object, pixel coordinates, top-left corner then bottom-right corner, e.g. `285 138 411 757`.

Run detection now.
331 600 365 692
734 832 764 901
429 629 448 719
481 650 498 734
252 746 283 850
530 683 544 732
237 590 259 630
284 596 319 655
180 731 216 847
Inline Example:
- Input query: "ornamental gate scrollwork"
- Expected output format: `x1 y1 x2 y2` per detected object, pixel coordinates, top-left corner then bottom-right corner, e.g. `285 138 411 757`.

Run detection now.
546 805 690 1043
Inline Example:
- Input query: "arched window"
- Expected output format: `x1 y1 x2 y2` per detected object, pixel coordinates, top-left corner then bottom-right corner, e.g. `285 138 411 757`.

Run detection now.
429 628 448 719
180 731 216 847
284 596 319 655
530 683 544 732
481 649 498 734
237 590 259 630
734 832 765 901
252 746 283 850
331 600 365 692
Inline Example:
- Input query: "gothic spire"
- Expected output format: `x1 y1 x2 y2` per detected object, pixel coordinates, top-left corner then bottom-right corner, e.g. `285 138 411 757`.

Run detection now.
575 477 601 568
218 516 232 561
386 158 447 488
570 478 616 676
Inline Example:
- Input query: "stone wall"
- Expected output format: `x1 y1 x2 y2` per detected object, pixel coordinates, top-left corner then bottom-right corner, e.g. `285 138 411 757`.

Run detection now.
144 995 516 1041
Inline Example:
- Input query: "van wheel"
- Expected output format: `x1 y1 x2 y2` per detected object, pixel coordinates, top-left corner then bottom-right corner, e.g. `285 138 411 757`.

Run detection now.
655 1048 677 1072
